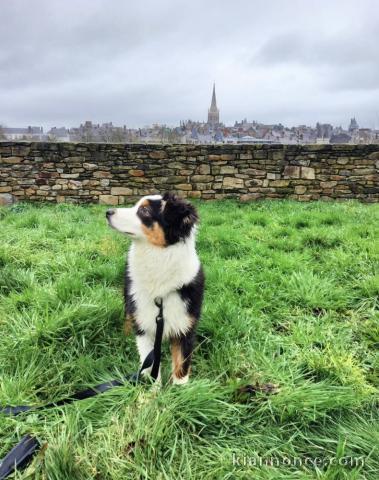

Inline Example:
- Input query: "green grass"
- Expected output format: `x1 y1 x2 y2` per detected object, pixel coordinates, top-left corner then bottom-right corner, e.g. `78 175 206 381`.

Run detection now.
0 200 378 479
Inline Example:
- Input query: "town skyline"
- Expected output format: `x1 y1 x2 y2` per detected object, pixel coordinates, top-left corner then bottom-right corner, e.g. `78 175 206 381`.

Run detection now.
1 82 379 132
1 83 377 132
1 84 378 145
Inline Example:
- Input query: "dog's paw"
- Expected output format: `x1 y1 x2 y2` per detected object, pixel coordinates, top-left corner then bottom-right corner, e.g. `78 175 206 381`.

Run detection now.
172 374 189 385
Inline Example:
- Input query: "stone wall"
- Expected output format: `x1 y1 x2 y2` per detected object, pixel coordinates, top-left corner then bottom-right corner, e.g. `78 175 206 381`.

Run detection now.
0 142 378 204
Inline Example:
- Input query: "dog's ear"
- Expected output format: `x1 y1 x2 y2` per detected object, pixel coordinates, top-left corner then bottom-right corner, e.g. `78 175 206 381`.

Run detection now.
162 192 198 242
163 192 198 225
162 192 178 204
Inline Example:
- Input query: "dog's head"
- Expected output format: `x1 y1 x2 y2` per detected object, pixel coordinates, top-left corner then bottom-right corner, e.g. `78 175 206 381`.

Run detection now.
106 193 198 247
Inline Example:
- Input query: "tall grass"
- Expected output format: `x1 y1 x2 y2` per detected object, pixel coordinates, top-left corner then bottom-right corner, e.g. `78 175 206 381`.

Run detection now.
0 200 378 479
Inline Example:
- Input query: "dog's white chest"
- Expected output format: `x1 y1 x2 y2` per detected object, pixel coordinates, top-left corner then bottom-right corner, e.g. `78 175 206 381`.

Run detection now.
134 289 191 338
128 235 199 338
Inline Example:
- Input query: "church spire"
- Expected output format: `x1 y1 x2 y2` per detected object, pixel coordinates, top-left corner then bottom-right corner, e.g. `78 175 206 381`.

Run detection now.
208 83 220 127
211 82 217 109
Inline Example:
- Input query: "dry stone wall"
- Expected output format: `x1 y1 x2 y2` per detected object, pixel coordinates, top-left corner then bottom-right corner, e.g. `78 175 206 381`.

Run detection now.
0 142 378 204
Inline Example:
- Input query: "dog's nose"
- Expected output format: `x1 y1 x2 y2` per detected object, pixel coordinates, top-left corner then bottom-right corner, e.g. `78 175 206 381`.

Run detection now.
106 209 115 218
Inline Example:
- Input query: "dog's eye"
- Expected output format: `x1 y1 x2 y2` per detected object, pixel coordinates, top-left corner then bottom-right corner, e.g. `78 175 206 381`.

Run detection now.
140 206 149 215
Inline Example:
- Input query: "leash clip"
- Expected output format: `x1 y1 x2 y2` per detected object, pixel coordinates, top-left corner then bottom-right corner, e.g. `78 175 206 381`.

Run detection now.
154 297 163 324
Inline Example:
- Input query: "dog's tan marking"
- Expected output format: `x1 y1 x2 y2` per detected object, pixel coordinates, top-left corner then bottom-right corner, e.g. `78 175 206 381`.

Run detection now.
187 315 196 329
140 199 150 208
141 222 166 247
124 314 134 335
171 338 185 379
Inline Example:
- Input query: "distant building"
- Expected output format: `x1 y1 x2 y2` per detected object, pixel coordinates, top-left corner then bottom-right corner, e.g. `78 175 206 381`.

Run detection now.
348 117 359 132
207 83 220 127
2 126 44 140
214 129 224 142
316 137 330 144
316 122 333 139
330 133 352 144
237 135 277 144
47 127 70 141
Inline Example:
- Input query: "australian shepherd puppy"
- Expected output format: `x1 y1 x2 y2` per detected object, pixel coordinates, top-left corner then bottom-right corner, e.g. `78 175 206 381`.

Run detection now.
106 193 204 384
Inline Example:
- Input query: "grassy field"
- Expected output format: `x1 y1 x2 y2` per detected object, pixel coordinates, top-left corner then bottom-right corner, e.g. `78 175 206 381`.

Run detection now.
0 200 378 479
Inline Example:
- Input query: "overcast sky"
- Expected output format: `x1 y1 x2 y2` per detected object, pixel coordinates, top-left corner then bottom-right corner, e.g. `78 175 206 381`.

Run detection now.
1 0 379 129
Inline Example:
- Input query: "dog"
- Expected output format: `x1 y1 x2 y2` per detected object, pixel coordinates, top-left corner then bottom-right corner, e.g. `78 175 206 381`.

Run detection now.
106 192 204 384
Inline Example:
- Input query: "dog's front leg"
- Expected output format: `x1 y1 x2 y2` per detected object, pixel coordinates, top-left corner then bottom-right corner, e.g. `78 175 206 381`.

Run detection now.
136 332 161 382
170 332 194 385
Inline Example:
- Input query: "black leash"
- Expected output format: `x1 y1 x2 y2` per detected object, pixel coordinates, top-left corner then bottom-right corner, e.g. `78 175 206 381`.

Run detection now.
151 297 164 380
0 436 40 480
0 298 164 479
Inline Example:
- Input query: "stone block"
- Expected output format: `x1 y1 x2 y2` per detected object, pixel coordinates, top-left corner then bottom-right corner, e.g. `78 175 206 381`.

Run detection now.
240 193 261 202
253 151 267 160
220 166 236 174
223 177 244 188
99 194 119 205
337 157 349 165
1 156 22 164
198 164 211 175
168 162 185 169
283 166 300 178
18 179 35 185
269 180 290 187
301 167 315 179
111 187 133 195
149 151 166 159
129 169 144 177
295 185 307 194
267 172 280 180
192 175 214 182
68 180 82 189
353 168 374 175
166 176 188 184
61 173 79 179
176 184 192 191
320 181 337 189
188 191 201 198
0 193 16 205
194 183 212 191
297 195 313 202
244 168 266 177
93 171 111 178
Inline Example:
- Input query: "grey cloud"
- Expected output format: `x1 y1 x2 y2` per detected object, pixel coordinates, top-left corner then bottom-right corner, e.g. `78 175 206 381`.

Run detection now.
252 20 379 94
253 29 379 68
1 0 379 128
